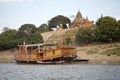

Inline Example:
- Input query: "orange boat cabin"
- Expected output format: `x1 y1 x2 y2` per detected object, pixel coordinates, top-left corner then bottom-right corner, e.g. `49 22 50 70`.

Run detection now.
14 43 77 64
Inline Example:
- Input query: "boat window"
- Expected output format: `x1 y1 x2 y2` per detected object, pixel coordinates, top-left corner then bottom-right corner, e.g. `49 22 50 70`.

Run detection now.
53 50 55 55
27 47 31 53
19 46 22 52
44 53 46 56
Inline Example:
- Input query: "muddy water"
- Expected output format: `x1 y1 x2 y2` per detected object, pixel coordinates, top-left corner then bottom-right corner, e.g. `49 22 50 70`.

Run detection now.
0 63 120 80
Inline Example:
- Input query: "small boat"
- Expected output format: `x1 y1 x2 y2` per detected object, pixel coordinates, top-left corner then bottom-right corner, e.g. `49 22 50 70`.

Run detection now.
14 42 77 64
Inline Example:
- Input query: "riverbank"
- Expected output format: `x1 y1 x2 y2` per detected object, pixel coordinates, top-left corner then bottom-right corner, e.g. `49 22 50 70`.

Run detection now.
0 50 14 63
76 42 120 64
0 43 120 64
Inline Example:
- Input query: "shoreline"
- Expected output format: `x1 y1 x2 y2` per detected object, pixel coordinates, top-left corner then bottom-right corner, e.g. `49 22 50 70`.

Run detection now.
0 61 120 65
0 51 120 65
0 42 120 65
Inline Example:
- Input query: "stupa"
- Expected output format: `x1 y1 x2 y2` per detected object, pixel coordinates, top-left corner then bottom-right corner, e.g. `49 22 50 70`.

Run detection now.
71 10 93 28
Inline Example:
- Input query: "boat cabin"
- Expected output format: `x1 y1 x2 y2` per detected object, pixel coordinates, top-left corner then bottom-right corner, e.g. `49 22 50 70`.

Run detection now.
14 42 77 63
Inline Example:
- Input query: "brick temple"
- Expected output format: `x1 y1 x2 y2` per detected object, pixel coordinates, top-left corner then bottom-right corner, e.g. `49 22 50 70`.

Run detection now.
70 10 93 28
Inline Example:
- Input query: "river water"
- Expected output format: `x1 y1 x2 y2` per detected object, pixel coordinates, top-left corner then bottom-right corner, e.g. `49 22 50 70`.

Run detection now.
0 63 120 80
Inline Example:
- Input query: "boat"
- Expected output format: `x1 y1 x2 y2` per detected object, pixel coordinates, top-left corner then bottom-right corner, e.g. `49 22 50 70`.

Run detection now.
14 42 77 64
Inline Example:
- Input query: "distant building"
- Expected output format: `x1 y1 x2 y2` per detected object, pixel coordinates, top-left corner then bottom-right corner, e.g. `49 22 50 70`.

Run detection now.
70 10 93 28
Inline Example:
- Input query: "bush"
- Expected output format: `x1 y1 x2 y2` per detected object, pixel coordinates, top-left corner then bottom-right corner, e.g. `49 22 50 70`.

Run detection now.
65 37 72 46
75 28 95 44
95 16 120 42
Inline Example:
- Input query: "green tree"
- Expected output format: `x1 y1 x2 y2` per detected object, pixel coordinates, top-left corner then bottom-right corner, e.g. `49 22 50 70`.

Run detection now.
17 24 44 45
95 16 119 42
118 20 120 29
26 32 43 44
38 23 48 33
75 28 95 44
117 20 120 40
0 29 19 50
18 24 37 37
0 24 44 51
48 15 71 30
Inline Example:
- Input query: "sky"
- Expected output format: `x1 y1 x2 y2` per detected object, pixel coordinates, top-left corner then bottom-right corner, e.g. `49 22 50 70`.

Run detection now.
0 0 120 33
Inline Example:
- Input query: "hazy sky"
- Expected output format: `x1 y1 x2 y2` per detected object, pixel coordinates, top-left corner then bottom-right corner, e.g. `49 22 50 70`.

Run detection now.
0 0 120 33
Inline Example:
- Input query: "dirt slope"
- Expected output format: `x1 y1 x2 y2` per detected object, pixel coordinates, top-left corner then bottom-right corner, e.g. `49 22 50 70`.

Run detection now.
41 28 77 43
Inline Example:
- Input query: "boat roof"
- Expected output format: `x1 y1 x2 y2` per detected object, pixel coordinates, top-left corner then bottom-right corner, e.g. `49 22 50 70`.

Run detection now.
18 42 57 47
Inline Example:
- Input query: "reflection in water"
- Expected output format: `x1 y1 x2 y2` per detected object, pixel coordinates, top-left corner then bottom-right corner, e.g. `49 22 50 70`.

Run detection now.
0 63 120 80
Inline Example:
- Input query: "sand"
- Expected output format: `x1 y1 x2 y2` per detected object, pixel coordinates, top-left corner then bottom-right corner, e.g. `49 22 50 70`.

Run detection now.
76 43 120 64
0 50 14 63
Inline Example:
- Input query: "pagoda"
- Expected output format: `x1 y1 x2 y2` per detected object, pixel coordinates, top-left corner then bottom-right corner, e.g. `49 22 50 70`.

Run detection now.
71 10 93 28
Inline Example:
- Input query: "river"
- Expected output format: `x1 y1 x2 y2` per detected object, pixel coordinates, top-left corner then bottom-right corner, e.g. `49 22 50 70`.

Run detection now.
0 63 120 80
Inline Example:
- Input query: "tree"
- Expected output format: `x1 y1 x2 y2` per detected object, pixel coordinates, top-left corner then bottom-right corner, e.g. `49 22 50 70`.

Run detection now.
117 20 120 40
95 16 119 42
0 24 44 51
75 28 95 44
18 24 37 37
0 29 19 50
118 20 120 29
48 15 71 30
26 32 43 44
38 23 48 33
17 24 44 45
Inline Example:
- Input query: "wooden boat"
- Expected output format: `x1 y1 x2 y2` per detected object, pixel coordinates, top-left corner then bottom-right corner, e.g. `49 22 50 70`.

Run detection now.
14 42 77 64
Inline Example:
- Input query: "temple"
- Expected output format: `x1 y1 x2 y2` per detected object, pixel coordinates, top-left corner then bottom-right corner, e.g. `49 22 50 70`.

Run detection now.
70 10 93 28
55 10 93 31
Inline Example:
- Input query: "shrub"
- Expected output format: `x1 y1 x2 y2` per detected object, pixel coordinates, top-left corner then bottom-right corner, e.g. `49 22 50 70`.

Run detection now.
75 28 95 44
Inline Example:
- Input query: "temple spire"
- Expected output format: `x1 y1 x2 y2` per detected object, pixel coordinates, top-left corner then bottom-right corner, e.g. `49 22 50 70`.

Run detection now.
86 16 88 20
76 10 82 19
70 10 93 28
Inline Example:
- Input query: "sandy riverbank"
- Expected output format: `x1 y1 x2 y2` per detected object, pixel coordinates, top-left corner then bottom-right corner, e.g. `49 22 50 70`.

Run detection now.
76 43 120 64
0 51 120 64
76 50 120 64
0 43 120 64
0 50 14 63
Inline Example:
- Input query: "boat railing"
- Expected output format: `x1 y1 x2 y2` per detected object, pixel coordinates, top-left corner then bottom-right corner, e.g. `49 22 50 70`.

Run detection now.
14 52 41 61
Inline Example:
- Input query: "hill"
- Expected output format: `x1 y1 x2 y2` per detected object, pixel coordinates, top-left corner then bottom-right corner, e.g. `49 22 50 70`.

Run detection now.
41 28 77 43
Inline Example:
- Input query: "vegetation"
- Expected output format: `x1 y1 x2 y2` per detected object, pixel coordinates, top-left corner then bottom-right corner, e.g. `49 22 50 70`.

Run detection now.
0 24 43 51
65 29 77 36
17 24 43 44
25 32 43 44
65 38 72 46
18 24 37 36
75 16 120 44
48 15 71 30
75 28 95 44
0 29 20 50
95 16 120 42
0 15 120 51
101 47 120 56
87 48 98 54
38 23 48 33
